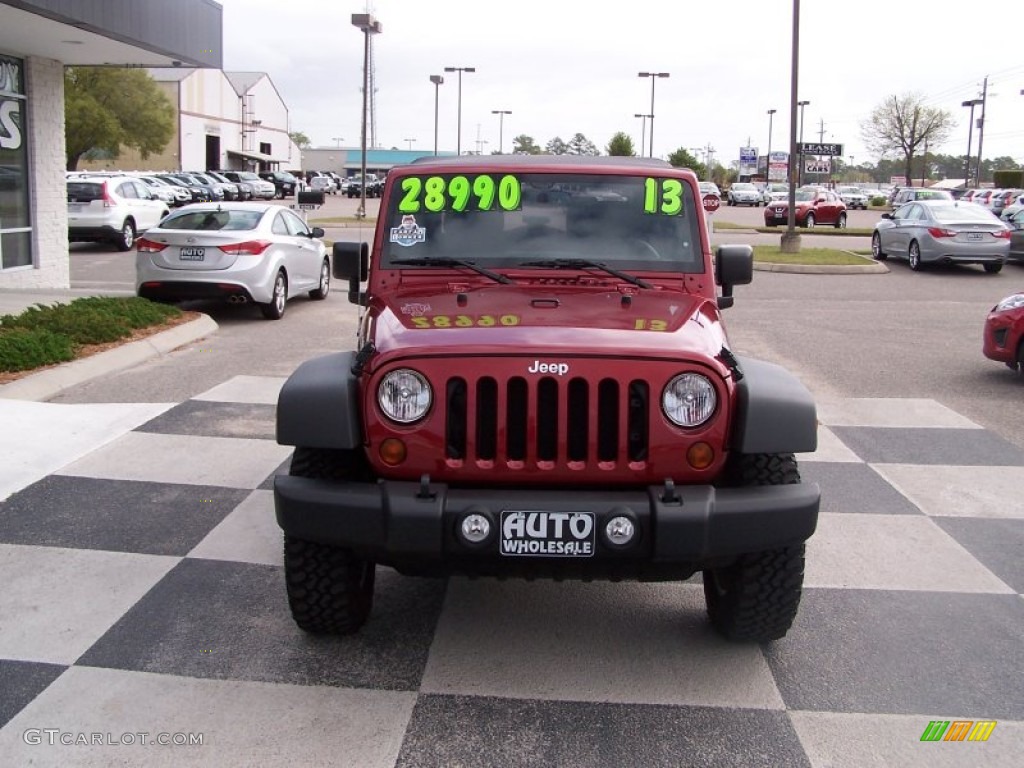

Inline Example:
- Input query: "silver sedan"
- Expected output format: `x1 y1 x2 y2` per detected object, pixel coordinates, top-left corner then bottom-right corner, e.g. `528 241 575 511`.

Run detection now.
135 202 331 319
871 200 1010 274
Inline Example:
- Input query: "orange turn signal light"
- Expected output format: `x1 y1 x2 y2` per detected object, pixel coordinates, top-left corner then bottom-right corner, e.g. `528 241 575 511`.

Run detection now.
687 442 715 470
379 438 407 466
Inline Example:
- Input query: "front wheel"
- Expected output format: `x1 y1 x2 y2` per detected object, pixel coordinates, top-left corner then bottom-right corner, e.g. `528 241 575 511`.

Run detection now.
871 232 887 260
834 213 847 229
704 453 806 642
908 241 923 271
983 262 1003 274
260 270 287 319
284 535 375 634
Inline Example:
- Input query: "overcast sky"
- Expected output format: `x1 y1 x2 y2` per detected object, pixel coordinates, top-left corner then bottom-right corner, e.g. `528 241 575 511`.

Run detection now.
218 0 1024 170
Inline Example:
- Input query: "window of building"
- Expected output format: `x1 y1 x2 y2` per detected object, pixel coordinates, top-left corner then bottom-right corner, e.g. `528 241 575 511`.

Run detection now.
0 54 31 269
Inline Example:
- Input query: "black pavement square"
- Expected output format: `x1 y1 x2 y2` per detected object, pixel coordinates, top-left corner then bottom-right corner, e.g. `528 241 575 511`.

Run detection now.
0 660 66 729
829 427 1024 466
0 476 247 556
134 400 276 440
396 695 811 768
934 517 1024 594
76 558 448 690
799 462 922 514
764 589 1024 719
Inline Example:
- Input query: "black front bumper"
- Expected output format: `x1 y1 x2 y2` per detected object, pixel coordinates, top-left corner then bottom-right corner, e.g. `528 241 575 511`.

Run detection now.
274 477 820 578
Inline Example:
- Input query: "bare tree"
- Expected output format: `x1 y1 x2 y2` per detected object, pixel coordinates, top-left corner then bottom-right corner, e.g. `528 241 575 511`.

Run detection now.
861 93 954 186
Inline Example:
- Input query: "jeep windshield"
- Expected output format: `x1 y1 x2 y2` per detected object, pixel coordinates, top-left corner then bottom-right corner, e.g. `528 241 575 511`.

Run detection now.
381 172 704 274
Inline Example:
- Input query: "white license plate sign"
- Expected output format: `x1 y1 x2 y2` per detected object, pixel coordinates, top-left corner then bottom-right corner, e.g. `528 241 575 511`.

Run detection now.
966 232 984 241
179 247 205 261
500 510 595 557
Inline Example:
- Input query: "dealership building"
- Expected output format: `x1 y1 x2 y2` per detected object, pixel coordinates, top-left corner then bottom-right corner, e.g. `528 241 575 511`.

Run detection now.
0 0 222 291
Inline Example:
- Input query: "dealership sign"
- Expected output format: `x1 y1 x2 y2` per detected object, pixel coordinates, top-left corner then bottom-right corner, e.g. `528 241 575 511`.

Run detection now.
0 56 23 151
798 142 843 156
739 146 758 176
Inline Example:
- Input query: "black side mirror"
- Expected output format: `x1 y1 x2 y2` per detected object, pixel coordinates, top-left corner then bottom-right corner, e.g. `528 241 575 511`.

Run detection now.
310 227 325 238
714 244 753 310
881 212 893 220
333 241 369 305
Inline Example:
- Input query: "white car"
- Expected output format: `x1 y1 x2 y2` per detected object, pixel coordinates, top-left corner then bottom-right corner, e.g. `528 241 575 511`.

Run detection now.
67 175 171 251
135 202 330 320
727 182 761 206
698 181 721 199
837 186 869 210
309 175 336 195
761 183 789 204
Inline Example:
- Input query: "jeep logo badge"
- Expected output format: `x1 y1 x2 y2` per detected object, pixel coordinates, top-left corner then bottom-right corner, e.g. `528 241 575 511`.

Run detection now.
527 360 569 375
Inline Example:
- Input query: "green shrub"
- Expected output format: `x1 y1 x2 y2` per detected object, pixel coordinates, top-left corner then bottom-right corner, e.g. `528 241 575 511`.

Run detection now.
0 327 75 371
870 196 888 206
0 297 183 372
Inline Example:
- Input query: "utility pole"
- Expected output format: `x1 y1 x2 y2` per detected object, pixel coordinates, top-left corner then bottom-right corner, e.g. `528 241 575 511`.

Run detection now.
704 143 716 181
975 76 989 187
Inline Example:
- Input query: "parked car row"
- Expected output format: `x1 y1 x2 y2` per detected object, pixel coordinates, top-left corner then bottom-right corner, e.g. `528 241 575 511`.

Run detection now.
961 188 1024 219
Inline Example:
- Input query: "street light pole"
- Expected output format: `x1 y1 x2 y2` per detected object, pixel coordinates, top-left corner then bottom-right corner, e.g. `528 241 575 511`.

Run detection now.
782 0 802 253
638 72 669 157
491 110 511 154
444 66 476 155
634 113 650 157
429 74 443 156
351 12 382 220
797 99 810 187
766 108 776 182
962 98 983 188
404 138 416 150
331 136 344 148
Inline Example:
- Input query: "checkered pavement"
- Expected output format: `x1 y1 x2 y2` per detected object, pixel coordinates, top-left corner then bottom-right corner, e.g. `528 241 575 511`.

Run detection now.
0 376 1021 767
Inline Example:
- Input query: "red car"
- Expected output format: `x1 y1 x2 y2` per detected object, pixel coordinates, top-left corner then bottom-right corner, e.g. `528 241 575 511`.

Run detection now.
763 187 847 228
983 291 1024 374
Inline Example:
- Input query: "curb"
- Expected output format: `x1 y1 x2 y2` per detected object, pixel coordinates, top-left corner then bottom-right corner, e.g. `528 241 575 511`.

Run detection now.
754 260 889 274
0 314 219 402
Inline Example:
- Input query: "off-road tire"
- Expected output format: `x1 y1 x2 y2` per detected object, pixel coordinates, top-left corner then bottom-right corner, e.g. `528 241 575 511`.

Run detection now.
283 447 375 634
704 453 805 642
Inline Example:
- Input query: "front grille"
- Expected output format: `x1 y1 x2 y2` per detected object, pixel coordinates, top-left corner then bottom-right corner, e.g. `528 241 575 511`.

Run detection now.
445 375 650 467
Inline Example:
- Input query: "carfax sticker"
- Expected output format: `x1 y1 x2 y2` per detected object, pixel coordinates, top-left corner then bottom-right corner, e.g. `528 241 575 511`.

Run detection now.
389 215 426 247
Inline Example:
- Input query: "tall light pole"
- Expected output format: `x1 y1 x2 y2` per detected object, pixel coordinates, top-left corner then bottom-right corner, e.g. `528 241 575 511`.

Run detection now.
962 98 982 188
634 113 651 157
638 72 669 157
782 0 802 253
404 138 416 150
351 12 382 219
444 66 475 155
331 136 344 148
429 74 443 156
766 108 777 182
491 109 511 154
797 99 810 187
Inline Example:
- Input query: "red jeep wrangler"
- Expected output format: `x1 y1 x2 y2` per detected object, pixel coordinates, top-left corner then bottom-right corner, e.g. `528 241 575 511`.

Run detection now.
274 156 820 642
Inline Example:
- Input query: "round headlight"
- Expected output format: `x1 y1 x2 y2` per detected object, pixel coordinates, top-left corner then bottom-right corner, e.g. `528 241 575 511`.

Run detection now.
662 373 717 427
378 369 432 423
995 293 1024 312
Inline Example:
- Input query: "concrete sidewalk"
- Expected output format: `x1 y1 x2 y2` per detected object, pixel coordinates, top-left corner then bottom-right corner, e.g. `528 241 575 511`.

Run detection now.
0 289 217 402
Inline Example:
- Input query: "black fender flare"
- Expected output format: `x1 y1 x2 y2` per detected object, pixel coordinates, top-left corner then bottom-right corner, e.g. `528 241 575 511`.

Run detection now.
730 356 817 455
276 352 362 450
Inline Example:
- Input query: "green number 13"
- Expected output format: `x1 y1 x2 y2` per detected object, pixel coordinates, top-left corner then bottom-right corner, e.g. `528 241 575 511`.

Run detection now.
643 178 684 215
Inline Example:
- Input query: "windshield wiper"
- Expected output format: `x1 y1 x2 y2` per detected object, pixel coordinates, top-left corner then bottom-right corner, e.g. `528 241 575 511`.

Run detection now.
389 257 512 285
517 258 652 289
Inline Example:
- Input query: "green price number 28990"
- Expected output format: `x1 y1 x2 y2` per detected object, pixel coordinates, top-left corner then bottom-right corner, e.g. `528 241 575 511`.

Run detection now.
398 175 522 213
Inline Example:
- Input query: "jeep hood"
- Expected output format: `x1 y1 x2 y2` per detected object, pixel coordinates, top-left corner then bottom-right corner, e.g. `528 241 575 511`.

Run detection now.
367 284 730 364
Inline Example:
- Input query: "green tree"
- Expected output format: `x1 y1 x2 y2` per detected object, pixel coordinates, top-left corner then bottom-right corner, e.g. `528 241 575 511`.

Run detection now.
606 132 635 156
289 131 311 149
64 67 176 171
545 137 569 155
512 134 542 154
666 147 705 178
567 133 599 156
860 93 954 191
